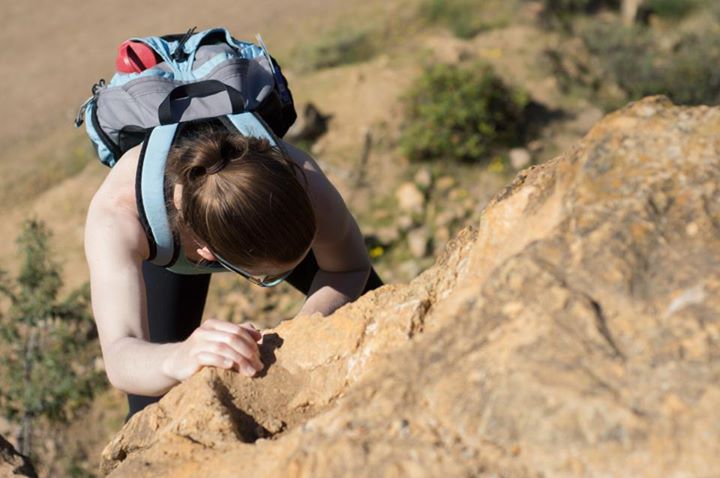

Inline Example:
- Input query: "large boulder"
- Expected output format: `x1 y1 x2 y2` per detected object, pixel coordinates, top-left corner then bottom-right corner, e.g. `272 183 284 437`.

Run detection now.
100 96 720 477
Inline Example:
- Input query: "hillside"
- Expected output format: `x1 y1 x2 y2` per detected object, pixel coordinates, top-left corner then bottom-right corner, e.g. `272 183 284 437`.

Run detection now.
1 1 719 476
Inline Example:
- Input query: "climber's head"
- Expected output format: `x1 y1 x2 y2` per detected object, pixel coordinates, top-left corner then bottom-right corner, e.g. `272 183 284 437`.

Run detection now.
165 126 316 284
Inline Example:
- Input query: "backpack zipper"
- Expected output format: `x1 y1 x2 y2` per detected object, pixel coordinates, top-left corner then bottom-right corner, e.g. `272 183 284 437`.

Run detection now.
74 79 107 127
170 26 197 63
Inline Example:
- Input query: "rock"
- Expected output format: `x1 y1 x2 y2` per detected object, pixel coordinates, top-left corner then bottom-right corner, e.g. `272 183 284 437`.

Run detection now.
413 168 432 191
375 226 401 245
395 182 425 214
396 214 414 232
434 210 456 228
433 226 451 250
283 103 332 144
527 139 544 153
435 176 456 194
407 227 430 258
0 434 38 477
100 97 720 478
447 188 468 202
398 259 424 280
94 356 105 372
509 147 531 170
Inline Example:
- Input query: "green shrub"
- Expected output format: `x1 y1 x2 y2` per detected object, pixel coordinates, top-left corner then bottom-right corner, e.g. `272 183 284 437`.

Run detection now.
291 27 378 72
644 0 699 19
578 20 720 106
419 0 504 39
400 63 529 162
0 219 105 461
541 0 618 18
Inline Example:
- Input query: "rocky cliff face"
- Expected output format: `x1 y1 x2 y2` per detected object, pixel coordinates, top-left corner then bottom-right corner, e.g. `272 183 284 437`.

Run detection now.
98 96 720 477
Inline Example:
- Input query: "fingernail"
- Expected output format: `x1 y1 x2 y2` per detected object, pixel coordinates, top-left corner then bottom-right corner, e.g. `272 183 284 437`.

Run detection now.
244 364 255 376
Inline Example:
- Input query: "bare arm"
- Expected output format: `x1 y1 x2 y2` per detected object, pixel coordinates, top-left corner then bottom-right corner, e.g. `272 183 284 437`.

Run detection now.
283 142 372 317
85 195 181 396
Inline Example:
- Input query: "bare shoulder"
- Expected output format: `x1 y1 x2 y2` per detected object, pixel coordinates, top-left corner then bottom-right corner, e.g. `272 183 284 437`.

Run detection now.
280 140 321 174
86 145 149 265
278 141 369 271
279 140 338 206
92 145 142 204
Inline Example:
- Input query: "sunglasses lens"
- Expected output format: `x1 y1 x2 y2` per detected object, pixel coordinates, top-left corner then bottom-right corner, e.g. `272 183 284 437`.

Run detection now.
213 251 292 287
257 270 292 287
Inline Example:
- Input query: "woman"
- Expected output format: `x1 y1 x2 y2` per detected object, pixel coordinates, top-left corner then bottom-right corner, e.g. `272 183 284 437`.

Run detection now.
84 119 382 422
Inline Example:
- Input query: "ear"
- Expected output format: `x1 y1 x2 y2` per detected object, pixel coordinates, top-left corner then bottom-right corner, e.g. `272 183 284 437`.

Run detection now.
196 246 217 262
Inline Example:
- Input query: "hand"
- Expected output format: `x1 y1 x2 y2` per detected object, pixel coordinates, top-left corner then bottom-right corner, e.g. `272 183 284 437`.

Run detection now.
163 318 264 382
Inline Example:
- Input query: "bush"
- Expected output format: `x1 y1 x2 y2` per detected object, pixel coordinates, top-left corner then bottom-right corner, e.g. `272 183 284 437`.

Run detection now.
643 0 699 20
0 219 105 461
419 0 504 39
291 27 378 72
578 20 720 106
400 63 529 162
540 0 618 20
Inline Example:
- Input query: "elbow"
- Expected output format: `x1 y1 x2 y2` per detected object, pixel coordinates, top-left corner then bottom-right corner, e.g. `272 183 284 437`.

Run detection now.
104 365 127 394
102 339 133 395
103 355 129 394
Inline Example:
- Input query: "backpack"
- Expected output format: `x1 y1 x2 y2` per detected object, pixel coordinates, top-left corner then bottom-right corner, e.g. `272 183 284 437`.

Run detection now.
74 26 297 168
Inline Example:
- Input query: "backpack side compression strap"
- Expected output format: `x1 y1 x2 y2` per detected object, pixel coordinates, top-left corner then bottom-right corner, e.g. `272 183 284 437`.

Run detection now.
135 124 180 267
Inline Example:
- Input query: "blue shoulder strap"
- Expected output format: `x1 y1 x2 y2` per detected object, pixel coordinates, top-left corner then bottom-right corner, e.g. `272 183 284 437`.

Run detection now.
223 111 280 146
136 124 179 267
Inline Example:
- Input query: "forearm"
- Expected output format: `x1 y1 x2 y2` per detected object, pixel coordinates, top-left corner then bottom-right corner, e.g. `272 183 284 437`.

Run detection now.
297 268 371 317
105 337 181 396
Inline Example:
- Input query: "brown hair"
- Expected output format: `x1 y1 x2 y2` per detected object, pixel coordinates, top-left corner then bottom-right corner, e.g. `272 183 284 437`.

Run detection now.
164 123 316 269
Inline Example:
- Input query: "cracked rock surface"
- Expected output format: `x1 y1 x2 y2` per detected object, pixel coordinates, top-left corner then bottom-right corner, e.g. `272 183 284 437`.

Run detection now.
100 96 720 477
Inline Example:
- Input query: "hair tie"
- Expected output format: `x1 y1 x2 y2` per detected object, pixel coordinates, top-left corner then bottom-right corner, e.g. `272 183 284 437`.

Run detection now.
205 155 230 175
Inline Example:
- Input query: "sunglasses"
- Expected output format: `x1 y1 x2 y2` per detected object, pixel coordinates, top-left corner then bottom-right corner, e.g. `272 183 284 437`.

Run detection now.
211 250 293 287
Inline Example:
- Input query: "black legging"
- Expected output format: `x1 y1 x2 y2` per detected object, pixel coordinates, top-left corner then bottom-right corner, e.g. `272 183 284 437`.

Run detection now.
125 251 383 422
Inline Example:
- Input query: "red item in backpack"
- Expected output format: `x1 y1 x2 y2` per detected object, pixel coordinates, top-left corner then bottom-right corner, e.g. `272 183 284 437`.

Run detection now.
116 40 159 73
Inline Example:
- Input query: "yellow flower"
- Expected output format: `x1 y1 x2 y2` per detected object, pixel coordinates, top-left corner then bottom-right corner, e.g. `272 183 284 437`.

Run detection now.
369 246 384 258
488 156 506 174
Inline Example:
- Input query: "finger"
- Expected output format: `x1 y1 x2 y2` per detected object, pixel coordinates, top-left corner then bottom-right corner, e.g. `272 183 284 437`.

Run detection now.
202 318 244 335
239 322 262 342
196 346 261 376
202 319 262 346
206 342 252 370
196 351 235 370
198 329 262 369
234 357 260 377
203 319 263 344
199 324 258 350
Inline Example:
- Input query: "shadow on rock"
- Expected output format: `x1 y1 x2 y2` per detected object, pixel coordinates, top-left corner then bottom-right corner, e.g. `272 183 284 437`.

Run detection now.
257 332 283 378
